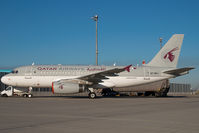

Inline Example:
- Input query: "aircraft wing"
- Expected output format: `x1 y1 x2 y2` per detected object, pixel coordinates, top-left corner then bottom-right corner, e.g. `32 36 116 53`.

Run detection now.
163 67 194 76
78 65 132 83
56 65 132 85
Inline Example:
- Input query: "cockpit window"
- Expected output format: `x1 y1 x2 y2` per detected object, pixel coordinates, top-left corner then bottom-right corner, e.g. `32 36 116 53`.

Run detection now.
12 70 18 74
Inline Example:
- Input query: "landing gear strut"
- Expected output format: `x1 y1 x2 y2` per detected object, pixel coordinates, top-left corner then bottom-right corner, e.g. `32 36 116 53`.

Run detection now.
155 87 170 97
88 88 96 99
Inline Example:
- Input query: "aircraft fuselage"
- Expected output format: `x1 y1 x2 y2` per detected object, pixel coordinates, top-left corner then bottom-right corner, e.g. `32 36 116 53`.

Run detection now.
1 65 171 88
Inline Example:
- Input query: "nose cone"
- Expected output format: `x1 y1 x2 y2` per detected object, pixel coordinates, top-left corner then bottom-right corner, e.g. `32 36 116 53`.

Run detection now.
1 75 9 85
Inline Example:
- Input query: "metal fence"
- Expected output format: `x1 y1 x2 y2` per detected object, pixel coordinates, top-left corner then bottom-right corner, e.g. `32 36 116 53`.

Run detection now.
169 83 192 94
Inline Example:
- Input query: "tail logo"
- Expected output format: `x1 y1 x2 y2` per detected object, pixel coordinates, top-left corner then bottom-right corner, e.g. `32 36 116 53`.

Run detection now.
163 47 179 62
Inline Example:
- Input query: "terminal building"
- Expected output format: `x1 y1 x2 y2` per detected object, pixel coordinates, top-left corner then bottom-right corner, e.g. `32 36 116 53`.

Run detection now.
0 72 193 95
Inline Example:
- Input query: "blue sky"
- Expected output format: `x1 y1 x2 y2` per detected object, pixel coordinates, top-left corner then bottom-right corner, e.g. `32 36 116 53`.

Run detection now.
0 0 199 88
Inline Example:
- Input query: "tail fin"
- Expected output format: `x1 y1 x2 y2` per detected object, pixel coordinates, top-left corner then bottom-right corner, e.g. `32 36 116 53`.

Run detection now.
147 34 184 68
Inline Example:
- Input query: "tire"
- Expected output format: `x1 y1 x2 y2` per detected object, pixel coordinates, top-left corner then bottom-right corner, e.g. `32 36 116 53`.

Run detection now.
89 92 96 99
28 94 33 98
2 94 8 97
155 92 166 97
23 94 28 98
144 91 151 96
155 92 161 97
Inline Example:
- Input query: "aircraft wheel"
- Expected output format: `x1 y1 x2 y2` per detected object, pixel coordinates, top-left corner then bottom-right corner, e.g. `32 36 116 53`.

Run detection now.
89 92 96 99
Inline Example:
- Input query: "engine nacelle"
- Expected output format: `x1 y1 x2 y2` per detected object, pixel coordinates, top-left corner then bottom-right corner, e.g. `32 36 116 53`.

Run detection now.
52 81 85 94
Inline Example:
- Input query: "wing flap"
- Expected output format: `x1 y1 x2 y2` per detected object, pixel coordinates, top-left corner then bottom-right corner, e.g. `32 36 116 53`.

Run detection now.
79 65 132 84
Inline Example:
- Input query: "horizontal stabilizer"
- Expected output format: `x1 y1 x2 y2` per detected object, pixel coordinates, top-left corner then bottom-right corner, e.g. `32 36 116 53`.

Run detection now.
163 67 194 76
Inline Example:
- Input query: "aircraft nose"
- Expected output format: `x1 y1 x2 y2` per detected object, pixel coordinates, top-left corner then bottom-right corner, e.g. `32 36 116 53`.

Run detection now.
1 75 9 85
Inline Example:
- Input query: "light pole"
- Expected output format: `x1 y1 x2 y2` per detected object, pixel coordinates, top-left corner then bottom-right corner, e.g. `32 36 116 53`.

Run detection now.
159 37 163 49
92 15 98 66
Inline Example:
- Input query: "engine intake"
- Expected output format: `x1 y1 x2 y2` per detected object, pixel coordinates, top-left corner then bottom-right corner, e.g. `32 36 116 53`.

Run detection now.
52 80 85 94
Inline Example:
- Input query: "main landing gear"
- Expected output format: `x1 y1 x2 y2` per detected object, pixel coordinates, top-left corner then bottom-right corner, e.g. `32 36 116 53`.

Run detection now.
101 88 119 97
88 88 96 99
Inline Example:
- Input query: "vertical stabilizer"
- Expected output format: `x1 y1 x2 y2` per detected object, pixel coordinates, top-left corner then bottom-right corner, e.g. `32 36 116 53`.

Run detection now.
147 34 184 68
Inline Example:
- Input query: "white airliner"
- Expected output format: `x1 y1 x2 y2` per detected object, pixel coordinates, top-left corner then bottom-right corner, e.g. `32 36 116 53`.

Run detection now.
1 34 194 98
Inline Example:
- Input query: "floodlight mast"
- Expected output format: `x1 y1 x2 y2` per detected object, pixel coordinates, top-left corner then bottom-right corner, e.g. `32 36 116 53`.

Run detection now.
92 15 98 66
159 37 163 49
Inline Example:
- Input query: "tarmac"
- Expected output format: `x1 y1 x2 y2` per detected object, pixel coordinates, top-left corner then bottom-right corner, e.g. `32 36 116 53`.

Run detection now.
0 96 199 133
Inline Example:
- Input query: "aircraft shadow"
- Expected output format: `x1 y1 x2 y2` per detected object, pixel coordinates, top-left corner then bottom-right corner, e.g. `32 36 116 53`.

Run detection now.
33 95 188 99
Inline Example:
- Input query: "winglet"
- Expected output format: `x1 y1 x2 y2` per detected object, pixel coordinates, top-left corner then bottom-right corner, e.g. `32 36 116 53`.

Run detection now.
124 65 132 72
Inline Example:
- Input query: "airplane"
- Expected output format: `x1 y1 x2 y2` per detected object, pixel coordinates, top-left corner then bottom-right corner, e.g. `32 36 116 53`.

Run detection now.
0 34 194 98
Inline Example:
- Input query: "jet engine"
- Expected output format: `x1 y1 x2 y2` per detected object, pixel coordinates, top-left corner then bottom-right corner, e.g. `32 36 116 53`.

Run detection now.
52 80 86 94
